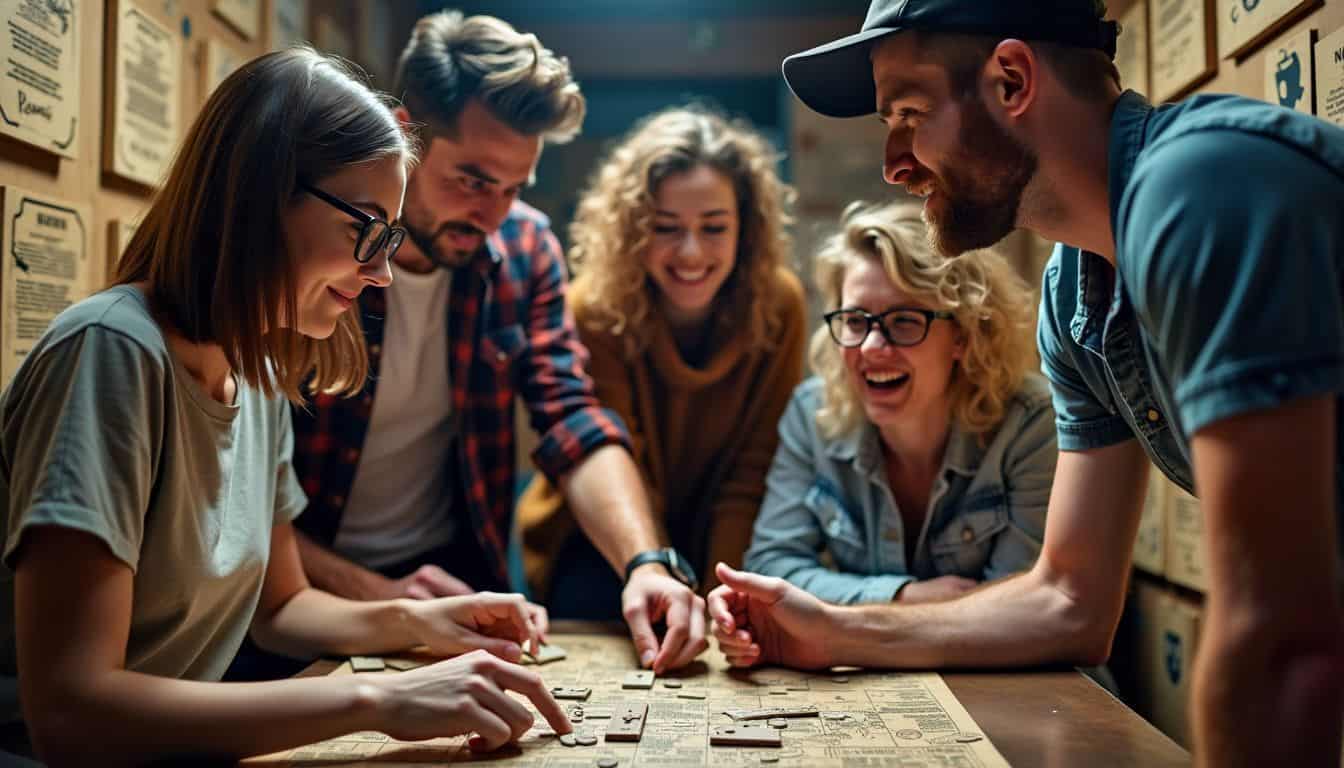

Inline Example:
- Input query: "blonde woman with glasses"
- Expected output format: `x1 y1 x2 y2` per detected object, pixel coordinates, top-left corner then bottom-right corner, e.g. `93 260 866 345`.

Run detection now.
517 107 806 622
737 200 1055 619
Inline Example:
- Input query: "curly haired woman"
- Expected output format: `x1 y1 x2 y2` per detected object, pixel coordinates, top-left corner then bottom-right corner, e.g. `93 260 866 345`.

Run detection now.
517 107 807 619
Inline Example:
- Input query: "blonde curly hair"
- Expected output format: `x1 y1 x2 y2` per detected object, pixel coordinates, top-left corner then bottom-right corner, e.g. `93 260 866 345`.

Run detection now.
810 201 1036 440
569 106 796 357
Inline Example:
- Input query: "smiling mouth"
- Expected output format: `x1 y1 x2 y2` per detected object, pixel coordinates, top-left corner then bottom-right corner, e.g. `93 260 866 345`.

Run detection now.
327 287 356 308
864 371 910 390
669 266 713 285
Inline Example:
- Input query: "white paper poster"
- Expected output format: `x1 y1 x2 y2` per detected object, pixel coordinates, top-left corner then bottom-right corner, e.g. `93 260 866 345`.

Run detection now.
1317 26 1344 128
1149 0 1216 102
107 0 181 188
202 38 245 99
0 0 80 157
1 186 92 386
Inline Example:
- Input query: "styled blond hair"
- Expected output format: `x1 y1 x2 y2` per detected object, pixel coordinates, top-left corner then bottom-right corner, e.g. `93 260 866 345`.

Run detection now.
394 11 585 143
810 201 1036 440
114 47 414 403
570 106 796 357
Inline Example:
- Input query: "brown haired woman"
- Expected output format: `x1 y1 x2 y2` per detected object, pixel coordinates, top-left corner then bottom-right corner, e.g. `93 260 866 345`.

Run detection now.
0 48 567 765
517 107 807 625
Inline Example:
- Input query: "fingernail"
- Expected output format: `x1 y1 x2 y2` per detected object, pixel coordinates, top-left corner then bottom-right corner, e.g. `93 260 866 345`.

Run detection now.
640 650 656 667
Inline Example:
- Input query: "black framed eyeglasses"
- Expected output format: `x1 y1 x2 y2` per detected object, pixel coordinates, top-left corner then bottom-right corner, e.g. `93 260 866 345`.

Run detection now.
823 307 956 348
300 182 407 264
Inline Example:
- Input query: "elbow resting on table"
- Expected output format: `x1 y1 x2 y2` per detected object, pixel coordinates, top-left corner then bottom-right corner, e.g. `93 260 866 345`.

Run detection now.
1035 569 1125 667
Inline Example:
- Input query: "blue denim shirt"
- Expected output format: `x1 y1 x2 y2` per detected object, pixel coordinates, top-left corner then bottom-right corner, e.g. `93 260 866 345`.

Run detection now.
1038 91 1344 572
744 374 1056 604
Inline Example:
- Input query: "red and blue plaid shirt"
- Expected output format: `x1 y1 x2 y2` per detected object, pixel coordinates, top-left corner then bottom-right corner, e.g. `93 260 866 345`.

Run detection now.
291 201 631 589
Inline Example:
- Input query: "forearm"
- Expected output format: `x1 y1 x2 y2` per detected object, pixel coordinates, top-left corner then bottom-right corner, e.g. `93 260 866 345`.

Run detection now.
30 670 380 767
251 588 420 659
294 528 388 601
826 568 1111 669
1192 600 1344 767
560 444 662 572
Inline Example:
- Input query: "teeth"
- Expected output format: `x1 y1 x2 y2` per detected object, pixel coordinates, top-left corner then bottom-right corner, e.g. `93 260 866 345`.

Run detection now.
671 267 709 283
865 371 907 384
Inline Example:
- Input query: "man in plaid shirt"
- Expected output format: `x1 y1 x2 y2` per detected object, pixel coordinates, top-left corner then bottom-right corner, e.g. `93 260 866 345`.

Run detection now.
290 11 708 673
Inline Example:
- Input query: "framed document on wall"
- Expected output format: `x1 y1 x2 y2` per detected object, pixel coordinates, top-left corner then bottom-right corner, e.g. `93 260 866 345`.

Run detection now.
1316 25 1344 128
1264 28 1316 114
202 38 245 101
102 0 180 189
1116 2 1151 96
211 0 259 41
0 0 80 158
1149 0 1217 102
1218 0 1319 61
269 0 308 51
0 185 92 386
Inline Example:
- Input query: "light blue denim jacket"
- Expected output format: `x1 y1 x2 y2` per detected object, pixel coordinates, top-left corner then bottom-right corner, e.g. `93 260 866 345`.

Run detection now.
744 374 1056 604
1037 92 1344 581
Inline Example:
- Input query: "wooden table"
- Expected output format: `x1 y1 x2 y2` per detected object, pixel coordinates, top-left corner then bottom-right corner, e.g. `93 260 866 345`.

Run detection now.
275 622 1189 767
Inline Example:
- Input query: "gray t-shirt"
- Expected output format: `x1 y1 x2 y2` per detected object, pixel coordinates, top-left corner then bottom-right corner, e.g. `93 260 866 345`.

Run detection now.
0 285 307 697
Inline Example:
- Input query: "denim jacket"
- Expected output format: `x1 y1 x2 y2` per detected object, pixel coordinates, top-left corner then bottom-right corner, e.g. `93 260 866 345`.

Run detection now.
744 374 1057 604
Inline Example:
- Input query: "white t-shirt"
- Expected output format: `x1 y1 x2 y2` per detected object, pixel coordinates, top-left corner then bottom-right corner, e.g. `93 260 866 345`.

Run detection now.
335 265 456 569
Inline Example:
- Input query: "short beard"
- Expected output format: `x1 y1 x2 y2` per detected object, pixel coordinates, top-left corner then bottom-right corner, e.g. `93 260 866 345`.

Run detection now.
403 218 483 270
922 96 1037 257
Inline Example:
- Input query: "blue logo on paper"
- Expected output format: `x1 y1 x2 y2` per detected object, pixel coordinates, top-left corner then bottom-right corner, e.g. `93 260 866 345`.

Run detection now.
1275 50 1306 110
1163 631 1183 685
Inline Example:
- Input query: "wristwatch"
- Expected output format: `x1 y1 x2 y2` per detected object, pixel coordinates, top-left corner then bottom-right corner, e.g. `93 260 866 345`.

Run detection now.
624 548 699 592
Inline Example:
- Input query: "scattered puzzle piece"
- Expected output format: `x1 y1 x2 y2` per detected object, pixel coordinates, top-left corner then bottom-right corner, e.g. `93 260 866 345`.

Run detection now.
551 686 592 701
383 658 424 671
621 670 655 690
710 725 782 747
722 705 820 721
522 643 568 665
604 703 648 743
349 656 385 673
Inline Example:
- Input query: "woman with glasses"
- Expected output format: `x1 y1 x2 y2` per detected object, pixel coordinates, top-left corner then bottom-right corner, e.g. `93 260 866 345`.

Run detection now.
741 200 1056 609
0 48 567 765
516 106 807 615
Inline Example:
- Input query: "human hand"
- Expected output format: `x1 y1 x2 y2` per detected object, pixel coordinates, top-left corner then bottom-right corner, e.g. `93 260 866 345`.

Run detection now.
406 592 548 661
621 564 708 673
382 564 475 601
894 575 978 604
706 563 834 670
370 649 571 751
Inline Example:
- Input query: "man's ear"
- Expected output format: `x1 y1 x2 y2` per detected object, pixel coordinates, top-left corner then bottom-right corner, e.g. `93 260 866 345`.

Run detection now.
986 39 1038 119
393 105 413 126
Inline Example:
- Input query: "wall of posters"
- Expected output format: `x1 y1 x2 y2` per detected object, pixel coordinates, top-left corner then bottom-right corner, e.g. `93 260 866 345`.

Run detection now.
1116 1 1152 96
0 0 80 158
1317 25 1344 127
1149 0 1217 101
1264 27 1316 113
104 0 180 188
1218 0 1318 60
211 0 258 41
1 185 91 386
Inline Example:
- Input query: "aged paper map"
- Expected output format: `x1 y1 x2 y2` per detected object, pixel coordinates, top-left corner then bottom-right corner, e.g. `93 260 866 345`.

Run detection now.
246 632 1010 767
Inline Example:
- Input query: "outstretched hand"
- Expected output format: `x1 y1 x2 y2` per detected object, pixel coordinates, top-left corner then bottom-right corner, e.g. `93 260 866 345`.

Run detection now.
706 563 835 670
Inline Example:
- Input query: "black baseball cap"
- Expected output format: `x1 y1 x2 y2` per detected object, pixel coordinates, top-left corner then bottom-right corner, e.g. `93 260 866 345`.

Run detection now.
783 0 1120 118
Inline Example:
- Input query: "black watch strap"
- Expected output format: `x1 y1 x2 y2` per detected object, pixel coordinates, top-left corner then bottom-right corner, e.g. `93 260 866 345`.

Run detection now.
623 548 699 591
